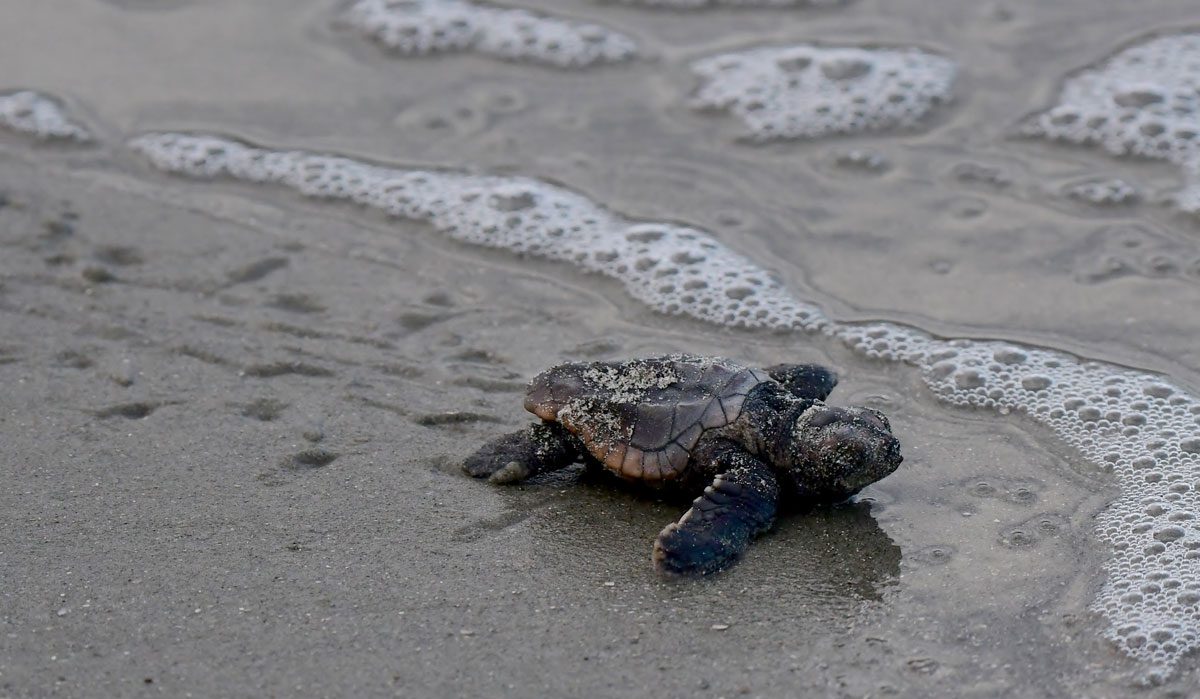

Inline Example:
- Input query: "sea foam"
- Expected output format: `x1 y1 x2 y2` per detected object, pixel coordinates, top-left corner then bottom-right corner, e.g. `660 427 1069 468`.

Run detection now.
1025 33 1200 214
129 132 1200 679
341 0 637 68
0 91 91 142
690 45 956 141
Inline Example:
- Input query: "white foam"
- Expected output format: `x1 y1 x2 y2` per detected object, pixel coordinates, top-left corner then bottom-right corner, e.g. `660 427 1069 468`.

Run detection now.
1025 33 1200 215
129 132 1200 679
690 45 956 141
0 90 91 142
341 0 637 68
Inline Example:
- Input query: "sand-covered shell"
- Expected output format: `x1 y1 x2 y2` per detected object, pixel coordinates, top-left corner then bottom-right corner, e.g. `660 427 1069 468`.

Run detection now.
524 355 771 483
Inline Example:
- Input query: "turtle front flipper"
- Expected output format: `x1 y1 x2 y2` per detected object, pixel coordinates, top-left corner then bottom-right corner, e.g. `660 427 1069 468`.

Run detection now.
652 440 779 576
463 422 584 484
764 363 838 401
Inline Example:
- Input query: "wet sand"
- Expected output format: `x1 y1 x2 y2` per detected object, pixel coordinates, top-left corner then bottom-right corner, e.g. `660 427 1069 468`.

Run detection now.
3 1 1200 697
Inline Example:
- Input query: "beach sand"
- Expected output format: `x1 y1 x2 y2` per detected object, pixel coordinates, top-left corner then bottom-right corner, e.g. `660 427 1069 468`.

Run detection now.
2 1 1200 696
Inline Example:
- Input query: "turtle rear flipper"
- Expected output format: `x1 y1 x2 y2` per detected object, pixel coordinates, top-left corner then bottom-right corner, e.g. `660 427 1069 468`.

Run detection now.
463 422 583 484
652 440 779 576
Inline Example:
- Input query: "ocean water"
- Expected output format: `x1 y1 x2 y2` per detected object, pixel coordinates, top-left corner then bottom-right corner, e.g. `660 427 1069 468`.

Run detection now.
4 0 1200 696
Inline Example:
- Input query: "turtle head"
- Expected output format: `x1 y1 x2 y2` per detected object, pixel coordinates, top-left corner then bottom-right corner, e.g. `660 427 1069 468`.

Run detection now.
783 403 902 501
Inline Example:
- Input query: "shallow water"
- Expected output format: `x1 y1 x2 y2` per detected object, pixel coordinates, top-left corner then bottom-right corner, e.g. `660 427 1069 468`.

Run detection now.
2 0 1200 696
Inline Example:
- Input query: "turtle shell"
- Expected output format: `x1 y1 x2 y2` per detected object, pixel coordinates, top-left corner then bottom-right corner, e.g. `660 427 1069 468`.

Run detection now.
524 355 772 483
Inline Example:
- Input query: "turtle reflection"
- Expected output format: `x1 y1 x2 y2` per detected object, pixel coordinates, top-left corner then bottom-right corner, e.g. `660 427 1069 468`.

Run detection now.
513 468 901 615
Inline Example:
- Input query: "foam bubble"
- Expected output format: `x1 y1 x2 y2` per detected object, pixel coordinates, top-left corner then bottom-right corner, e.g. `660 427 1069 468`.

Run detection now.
1066 178 1139 206
690 45 956 141
0 90 91 142
129 132 1200 678
1024 33 1200 214
341 0 637 68
128 132 823 330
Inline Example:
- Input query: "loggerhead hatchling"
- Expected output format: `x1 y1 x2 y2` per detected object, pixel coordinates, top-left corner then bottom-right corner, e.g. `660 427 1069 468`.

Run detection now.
463 354 903 575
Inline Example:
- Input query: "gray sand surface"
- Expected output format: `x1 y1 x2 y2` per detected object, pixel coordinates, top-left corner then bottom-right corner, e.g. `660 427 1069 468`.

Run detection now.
3 1 1200 697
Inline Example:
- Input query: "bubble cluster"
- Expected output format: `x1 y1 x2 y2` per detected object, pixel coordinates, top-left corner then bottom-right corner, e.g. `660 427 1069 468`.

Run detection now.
831 148 891 174
836 322 1200 678
1024 33 1200 214
341 0 637 68
690 45 956 141
0 90 90 142
129 132 824 331
1000 512 1070 549
1065 177 1139 206
130 132 1200 676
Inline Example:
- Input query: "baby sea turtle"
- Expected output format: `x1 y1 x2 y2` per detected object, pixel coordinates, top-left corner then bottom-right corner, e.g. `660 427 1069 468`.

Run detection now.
463 354 903 575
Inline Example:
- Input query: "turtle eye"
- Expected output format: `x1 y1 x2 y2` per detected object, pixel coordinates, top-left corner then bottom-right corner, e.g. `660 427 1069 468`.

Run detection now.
854 408 890 432
805 407 841 428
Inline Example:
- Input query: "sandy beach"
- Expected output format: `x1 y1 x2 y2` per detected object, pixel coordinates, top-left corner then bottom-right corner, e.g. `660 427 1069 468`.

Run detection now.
3 1 1200 697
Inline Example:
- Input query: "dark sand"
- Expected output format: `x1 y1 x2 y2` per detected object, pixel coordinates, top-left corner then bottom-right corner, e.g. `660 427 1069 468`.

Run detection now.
3 1 1200 697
